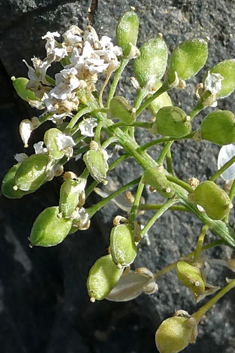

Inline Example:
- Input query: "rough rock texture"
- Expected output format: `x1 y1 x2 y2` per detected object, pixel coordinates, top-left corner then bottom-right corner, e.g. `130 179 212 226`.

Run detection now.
1 1 235 353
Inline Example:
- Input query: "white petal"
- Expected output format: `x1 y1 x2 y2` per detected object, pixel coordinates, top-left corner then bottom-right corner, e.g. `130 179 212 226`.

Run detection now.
56 134 75 150
33 141 48 154
79 118 98 137
204 72 224 94
14 153 28 163
19 119 33 147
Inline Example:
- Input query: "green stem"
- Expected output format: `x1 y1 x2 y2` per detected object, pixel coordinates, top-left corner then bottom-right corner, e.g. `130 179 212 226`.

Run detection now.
128 175 145 224
166 147 173 174
193 224 209 261
189 101 205 119
106 58 129 107
136 82 169 117
192 278 235 323
65 107 92 132
140 198 178 237
157 141 174 165
166 175 194 193
210 155 235 182
86 177 141 218
139 204 189 212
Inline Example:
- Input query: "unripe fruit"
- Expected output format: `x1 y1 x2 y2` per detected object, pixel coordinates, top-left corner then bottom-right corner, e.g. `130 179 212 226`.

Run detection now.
155 106 191 138
109 96 135 124
133 35 168 88
1 163 29 199
193 180 232 220
59 178 86 218
87 254 123 301
83 149 107 184
155 315 197 353
29 206 72 247
200 110 235 145
44 128 65 160
110 224 137 267
205 59 235 99
144 168 175 198
167 39 208 85
116 9 139 57
11 76 39 101
14 154 50 192
176 261 205 301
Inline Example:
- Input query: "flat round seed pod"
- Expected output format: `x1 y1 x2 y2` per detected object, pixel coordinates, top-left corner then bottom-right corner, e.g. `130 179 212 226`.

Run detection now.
109 96 135 124
59 178 86 218
87 254 123 301
83 149 107 184
200 110 235 145
116 9 139 57
155 106 191 138
14 154 50 192
110 224 137 267
1 163 30 199
144 167 175 198
30 206 72 247
193 180 232 220
11 76 39 102
44 128 65 160
167 38 208 84
133 35 168 88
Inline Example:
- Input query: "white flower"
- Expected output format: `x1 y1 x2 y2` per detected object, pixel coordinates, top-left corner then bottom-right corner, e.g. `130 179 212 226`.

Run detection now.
19 119 33 147
14 153 28 163
42 31 60 53
33 141 48 154
79 118 98 137
204 72 224 94
50 68 80 100
56 134 75 150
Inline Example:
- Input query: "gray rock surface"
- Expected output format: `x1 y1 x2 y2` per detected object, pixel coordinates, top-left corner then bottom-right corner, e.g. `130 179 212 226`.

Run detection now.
0 1 235 352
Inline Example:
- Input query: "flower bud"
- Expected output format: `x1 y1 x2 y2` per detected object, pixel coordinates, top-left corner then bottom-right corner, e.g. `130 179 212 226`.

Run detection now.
176 261 205 301
59 178 86 218
167 39 208 85
14 154 50 192
200 110 235 145
155 106 191 138
116 8 139 57
44 128 66 160
148 81 172 116
133 35 168 88
143 167 175 198
109 96 135 124
11 76 39 102
1 163 29 199
155 312 198 353
110 224 137 268
204 59 235 99
83 149 108 184
87 254 123 301
29 206 72 247
193 180 233 220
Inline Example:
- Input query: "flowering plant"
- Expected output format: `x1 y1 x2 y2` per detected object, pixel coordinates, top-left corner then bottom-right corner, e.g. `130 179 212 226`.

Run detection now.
2 7 235 353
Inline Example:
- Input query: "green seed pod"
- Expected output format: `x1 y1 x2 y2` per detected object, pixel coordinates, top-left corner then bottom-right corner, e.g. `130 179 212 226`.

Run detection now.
11 76 39 102
116 8 139 57
1 163 30 199
109 96 135 124
44 128 65 160
29 206 72 247
148 81 173 116
143 167 175 198
167 39 208 85
200 110 235 145
193 180 232 220
87 254 123 301
133 35 168 88
176 261 205 301
83 149 107 184
59 178 86 218
155 314 197 353
206 59 235 99
155 106 192 138
14 154 50 192
110 224 137 268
